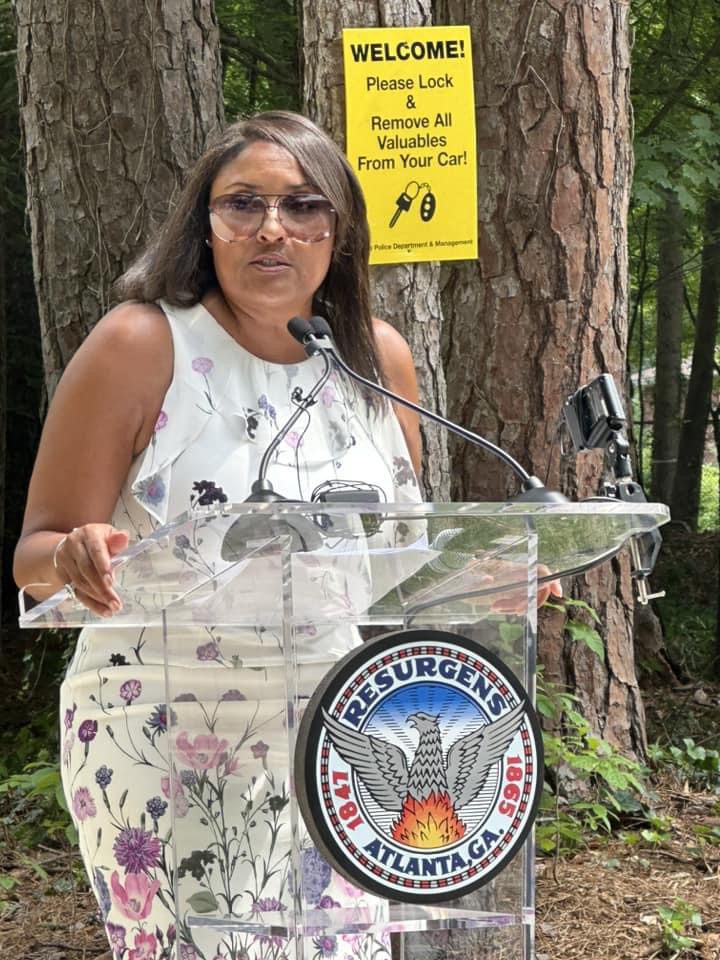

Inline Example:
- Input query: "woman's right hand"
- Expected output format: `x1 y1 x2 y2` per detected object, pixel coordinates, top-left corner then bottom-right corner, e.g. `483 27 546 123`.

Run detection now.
53 524 130 617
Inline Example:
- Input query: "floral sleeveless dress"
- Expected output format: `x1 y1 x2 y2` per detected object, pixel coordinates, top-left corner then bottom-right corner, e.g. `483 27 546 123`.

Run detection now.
60 300 422 960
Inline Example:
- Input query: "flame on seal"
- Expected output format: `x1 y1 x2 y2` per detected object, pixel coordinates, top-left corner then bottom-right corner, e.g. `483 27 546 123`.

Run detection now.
391 790 467 848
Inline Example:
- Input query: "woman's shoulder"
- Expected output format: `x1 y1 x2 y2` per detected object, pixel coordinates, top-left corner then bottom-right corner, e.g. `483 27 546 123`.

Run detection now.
371 318 416 388
371 316 411 354
86 300 172 352
58 301 174 416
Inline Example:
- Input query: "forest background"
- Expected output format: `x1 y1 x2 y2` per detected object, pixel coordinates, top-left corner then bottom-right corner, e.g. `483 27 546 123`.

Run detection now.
0 1 718 958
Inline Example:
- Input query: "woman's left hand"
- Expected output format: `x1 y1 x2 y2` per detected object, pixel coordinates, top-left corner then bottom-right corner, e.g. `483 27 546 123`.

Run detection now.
488 565 563 615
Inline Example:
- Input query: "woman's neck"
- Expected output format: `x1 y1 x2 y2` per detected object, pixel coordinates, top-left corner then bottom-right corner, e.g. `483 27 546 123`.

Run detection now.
202 288 311 363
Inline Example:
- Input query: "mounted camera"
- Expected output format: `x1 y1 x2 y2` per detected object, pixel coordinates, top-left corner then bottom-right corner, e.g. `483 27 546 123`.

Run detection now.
562 374 664 604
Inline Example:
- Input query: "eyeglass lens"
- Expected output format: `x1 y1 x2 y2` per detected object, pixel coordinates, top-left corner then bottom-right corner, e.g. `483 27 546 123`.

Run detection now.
209 194 335 243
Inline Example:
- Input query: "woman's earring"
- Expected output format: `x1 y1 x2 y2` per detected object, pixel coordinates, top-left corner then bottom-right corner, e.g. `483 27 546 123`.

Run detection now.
205 238 212 247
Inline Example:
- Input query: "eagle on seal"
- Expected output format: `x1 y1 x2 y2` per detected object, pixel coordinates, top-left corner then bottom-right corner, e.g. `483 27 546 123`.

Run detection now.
321 701 526 844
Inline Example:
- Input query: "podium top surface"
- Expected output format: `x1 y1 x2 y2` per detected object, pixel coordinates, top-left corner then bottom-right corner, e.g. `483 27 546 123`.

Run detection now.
19 499 669 628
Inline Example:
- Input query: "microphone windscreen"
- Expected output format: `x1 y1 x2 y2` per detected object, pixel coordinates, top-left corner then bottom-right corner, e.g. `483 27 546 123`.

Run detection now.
287 316 313 343
309 316 333 338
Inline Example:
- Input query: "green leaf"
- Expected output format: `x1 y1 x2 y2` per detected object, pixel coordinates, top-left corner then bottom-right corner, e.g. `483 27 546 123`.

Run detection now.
565 621 605 661
187 891 219 914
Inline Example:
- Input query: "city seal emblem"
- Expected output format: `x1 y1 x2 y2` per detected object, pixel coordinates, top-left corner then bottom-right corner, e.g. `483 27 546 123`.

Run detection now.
295 628 543 903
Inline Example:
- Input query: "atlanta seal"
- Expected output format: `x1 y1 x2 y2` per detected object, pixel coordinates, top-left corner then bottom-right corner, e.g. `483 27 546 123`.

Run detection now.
295 628 543 903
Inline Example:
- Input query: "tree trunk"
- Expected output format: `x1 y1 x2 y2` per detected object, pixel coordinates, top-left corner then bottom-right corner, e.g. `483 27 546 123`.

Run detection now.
651 188 684 504
435 0 644 756
0 21 50 757
14 0 225 398
712 402 720 677
670 193 720 529
300 0 451 499
0 160 6 630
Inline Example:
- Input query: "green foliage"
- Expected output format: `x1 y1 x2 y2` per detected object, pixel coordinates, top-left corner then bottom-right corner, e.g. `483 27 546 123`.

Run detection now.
628 0 720 490
619 812 673 847
536 668 652 854
216 0 299 118
544 597 605 662
633 113 720 214
0 757 75 847
653 531 718 678
698 465 719 531
656 899 703 954
537 599 655 853
648 737 720 790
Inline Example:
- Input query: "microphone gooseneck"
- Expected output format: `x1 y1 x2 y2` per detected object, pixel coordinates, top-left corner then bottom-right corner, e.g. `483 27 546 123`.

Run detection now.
245 327 333 502
287 316 565 503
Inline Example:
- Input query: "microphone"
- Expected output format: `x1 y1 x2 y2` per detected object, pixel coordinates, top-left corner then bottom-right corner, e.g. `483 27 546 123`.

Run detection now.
221 325 333 560
245 330 333 503
288 316 566 503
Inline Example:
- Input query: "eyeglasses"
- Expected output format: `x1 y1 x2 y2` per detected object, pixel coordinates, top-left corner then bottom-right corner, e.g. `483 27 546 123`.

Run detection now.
208 193 336 244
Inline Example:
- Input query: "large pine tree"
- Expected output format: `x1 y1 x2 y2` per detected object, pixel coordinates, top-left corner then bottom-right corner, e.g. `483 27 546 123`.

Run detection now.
15 0 225 394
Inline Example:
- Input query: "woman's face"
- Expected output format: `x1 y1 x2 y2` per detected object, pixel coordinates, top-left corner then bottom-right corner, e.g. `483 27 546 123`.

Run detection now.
207 140 335 323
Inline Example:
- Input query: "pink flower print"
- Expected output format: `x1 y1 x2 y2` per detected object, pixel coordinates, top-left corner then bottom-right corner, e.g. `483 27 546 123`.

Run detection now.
195 640 220 661
223 755 243 777
250 740 269 760
179 946 198 960
105 922 126 954
175 731 229 770
135 474 166 506
333 874 367 900
119 679 142 704
72 786 97 821
128 929 158 960
313 935 337 957
110 870 160 921
285 430 303 449
154 410 168 431
320 383 337 407
64 702 76 730
192 356 214 374
221 688 246 701
252 896 286 915
160 774 189 818
78 719 98 742
113 827 162 872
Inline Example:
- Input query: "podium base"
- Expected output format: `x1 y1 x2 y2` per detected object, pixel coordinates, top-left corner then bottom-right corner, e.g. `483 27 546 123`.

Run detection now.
188 903 530 936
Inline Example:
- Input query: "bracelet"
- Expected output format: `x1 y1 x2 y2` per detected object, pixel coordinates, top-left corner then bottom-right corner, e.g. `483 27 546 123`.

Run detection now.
52 535 69 571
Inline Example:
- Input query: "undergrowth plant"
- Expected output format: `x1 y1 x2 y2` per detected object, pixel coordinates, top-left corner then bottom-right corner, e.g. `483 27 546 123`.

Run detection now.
657 899 703 955
647 738 720 791
0 754 75 847
537 599 653 854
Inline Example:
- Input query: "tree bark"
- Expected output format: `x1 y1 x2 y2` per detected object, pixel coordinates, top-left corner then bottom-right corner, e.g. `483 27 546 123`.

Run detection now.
651 188 684 504
14 0 225 397
435 0 644 756
300 0 451 499
671 193 720 529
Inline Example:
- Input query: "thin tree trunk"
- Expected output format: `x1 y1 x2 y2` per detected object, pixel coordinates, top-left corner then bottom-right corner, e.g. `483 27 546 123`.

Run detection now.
435 0 644 757
300 0 450 500
671 193 720 529
651 188 684 504
712 402 720 678
15 0 225 397
0 159 6 630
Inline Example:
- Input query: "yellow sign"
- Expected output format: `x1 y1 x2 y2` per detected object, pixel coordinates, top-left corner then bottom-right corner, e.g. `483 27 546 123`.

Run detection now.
343 26 477 265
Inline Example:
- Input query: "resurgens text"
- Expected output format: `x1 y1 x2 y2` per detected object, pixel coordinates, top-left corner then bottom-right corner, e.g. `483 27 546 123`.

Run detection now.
342 655 508 728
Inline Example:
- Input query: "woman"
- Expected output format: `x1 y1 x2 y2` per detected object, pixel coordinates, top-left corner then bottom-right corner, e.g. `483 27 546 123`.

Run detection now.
14 111 423 960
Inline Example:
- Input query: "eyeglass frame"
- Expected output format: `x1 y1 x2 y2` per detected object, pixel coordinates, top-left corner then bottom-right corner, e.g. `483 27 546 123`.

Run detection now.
207 192 337 244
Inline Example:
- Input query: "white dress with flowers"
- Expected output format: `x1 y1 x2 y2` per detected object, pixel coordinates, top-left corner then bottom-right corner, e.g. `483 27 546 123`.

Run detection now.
60 300 422 960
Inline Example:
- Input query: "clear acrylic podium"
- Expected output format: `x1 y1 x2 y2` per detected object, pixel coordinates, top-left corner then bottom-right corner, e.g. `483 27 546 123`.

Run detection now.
20 500 669 960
